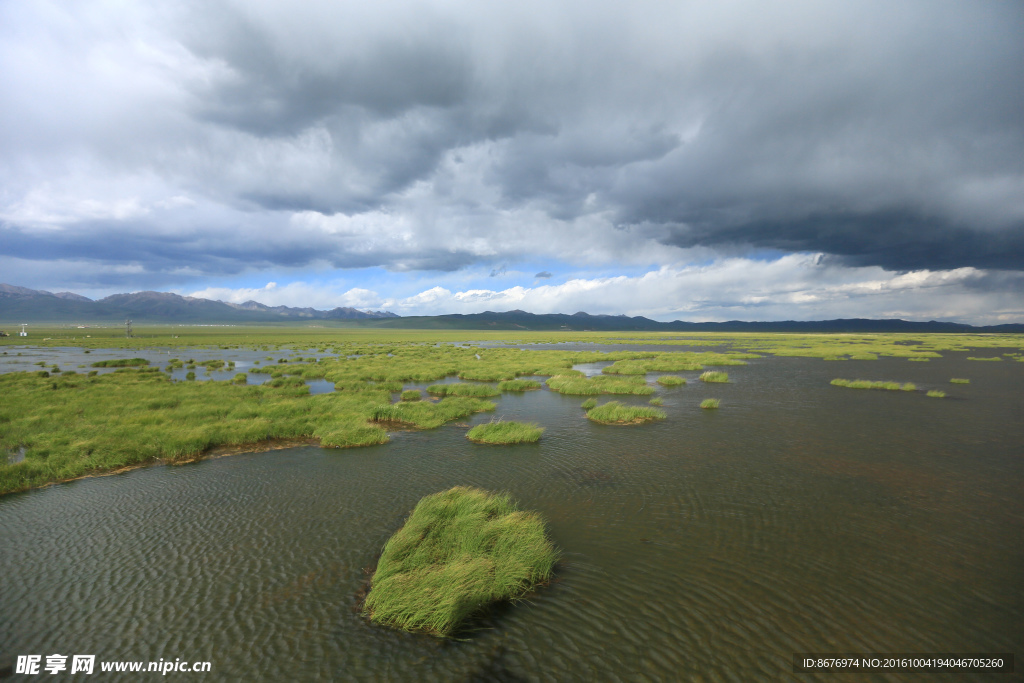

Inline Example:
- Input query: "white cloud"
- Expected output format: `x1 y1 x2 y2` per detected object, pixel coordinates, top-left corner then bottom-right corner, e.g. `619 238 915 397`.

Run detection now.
176 256 1022 324
185 282 383 310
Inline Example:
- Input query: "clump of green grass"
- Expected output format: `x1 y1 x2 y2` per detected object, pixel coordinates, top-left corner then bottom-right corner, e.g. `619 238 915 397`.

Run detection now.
426 383 501 398
830 379 916 391
600 361 648 375
581 398 597 411
967 356 1002 361
369 380 403 392
585 401 665 425
700 398 720 409
950 378 970 384
90 358 149 368
656 375 685 387
232 373 247 385
400 389 422 401
498 379 543 392
648 397 663 406
546 374 654 396
370 397 495 429
466 420 544 444
363 486 557 636
926 390 946 398
699 371 728 383
185 371 196 381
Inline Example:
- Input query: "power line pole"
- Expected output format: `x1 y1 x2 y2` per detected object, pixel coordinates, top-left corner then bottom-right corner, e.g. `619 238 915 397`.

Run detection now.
125 319 133 338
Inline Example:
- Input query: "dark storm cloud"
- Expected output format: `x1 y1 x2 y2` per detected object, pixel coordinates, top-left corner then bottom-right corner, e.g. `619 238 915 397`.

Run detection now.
0 215 479 285
2 0 1024 288
959 269 1024 293
534 271 552 279
173 0 1024 271
657 211 1024 271
187 17 473 136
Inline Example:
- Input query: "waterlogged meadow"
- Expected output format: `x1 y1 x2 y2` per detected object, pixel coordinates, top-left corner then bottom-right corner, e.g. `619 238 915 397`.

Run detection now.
1 328 1022 679
2 327 1022 495
1 337 754 493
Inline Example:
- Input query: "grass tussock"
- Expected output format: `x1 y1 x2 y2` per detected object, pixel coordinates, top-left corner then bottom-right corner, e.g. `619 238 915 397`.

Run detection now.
926 390 946 398
545 374 654 396
90 358 149 368
580 398 597 411
370 397 495 429
699 371 728 383
950 378 970 384
400 389 422 401
497 379 543 392
700 398 720 409
363 486 557 636
585 401 665 425
648 397 663 406
600 361 647 375
466 420 544 444
655 375 685 387
830 379 916 391
426 383 501 398
967 356 1002 361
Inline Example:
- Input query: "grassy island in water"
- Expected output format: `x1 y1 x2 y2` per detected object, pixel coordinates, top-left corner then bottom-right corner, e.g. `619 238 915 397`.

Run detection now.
363 486 558 636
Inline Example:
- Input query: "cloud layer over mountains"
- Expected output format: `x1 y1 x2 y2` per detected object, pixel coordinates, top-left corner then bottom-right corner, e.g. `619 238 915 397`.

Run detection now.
2 1 1022 322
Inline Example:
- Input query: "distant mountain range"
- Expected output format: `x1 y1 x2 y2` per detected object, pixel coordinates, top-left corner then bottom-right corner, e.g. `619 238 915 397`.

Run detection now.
2 284 1022 332
0 284 397 323
364 309 1024 333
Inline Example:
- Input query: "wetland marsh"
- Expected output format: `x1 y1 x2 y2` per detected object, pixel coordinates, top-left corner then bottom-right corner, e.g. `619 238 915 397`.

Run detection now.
1 328 1022 680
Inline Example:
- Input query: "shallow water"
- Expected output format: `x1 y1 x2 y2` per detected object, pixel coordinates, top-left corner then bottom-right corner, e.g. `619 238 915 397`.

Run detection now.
1 349 1022 681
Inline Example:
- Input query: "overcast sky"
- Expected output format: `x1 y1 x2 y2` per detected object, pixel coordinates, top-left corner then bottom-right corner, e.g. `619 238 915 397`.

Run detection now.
2 1 1022 323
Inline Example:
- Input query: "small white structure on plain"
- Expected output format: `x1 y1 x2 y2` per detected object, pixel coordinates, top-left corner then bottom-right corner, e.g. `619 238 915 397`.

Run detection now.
19 324 28 337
